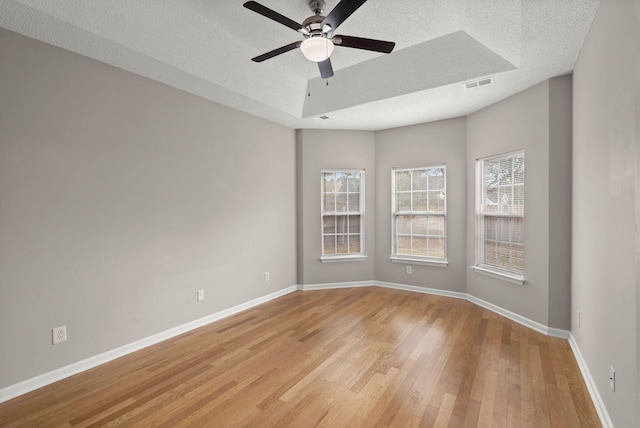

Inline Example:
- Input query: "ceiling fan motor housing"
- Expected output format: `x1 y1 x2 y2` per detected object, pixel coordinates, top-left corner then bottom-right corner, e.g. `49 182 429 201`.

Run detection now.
301 15 326 36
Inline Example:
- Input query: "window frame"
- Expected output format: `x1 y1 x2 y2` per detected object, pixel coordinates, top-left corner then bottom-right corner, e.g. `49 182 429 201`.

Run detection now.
320 169 366 262
472 150 525 285
390 165 448 267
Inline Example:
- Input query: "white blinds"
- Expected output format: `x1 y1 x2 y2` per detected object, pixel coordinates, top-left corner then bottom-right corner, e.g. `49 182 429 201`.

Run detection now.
480 153 524 274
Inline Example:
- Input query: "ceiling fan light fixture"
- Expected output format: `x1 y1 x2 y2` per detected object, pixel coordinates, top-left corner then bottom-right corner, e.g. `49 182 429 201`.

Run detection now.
300 37 334 62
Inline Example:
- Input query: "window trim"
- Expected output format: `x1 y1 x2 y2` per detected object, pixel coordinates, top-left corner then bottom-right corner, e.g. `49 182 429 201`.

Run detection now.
390 165 448 264
320 169 366 262
474 150 525 284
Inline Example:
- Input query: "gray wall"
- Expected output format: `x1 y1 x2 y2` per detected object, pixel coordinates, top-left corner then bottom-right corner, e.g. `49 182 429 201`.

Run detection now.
465 77 572 329
374 118 467 291
572 0 639 426
0 29 297 388
296 129 375 285
547 77 573 331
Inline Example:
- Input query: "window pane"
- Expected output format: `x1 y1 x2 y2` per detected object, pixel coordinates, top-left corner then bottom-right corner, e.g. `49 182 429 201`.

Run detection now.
485 161 500 189
412 215 427 235
349 215 361 234
323 216 336 234
485 241 497 265
348 193 360 212
336 234 349 254
323 173 335 192
336 173 347 192
396 171 411 191
428 191 445 212
512 244 524 272
413 192 428 211
396 215 411 234
485 188 499 213
497 218 511 241
428 168 445 190
349 235 361 253
497 243 510 268
323 235 336 255
500 187 513 214
347 173 360 192
427 216 445 235
336 193 347 212
397 193 411 211
397 236 411 255
485 216 497 241
413 170 428 191
513 185 524 214
512 217 524 243
335 215 348 234
413 237 427 256
499 158 513 185
323 194 335 212
513 156 525 184
428 237 444 258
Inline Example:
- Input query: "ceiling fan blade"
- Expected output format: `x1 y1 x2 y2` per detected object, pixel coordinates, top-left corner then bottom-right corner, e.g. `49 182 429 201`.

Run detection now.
318 58 334 79
322 0 368 33
333 35 395 53
243 1 303 32
252 41 302 62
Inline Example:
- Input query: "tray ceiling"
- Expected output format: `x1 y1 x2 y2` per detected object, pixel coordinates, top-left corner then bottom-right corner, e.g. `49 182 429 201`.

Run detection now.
0 0 600 130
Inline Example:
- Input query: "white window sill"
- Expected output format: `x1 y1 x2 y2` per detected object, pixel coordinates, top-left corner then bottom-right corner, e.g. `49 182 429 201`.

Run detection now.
320 255 368 263
470 265 525 285
390 256 448 267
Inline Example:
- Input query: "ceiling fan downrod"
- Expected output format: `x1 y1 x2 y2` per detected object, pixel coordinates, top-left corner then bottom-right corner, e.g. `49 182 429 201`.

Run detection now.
307 0 326 16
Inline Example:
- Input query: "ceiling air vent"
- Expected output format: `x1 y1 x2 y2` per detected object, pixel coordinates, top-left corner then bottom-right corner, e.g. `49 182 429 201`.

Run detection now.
463 76 494 89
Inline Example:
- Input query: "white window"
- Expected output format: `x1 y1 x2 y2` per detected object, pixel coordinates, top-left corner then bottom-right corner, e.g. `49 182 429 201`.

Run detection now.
474 151 525 283
391 166 447 266
321 170 366 261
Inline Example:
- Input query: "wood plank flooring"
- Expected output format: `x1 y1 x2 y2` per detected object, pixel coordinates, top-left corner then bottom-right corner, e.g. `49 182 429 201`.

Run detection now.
0 287 601 427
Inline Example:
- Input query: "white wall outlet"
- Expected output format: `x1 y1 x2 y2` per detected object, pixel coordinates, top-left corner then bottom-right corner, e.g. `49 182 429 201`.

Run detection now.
406 266 412 275
609 366 615 391
577 310 581 327
52 326 67 344
264 272 270 282
197 289 205 301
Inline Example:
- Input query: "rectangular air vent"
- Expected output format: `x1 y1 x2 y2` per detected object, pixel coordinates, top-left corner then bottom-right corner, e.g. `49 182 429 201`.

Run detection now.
463 76 494 89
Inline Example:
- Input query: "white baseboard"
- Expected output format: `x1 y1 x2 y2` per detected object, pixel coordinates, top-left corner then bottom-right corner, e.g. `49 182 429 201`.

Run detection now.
298 280 374 291
0 285 298 404
374 280 467 300
568 334 614 428
465 294 570 339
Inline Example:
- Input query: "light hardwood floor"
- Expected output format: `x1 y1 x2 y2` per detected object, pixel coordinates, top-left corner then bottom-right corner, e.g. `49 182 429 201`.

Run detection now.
0 287 600 427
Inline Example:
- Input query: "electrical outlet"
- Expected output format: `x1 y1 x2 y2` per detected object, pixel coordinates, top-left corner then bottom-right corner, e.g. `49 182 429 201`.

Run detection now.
265 272 270 282
406 266 412 275
609 366 615 391
577 310 581 327
52 326 67 345
197 289 205 301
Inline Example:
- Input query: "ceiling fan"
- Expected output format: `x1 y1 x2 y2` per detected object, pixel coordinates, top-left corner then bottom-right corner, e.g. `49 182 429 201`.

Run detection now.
243 0 396 79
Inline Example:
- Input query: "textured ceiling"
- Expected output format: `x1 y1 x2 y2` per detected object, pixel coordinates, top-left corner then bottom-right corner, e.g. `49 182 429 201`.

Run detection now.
0 0 600 131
